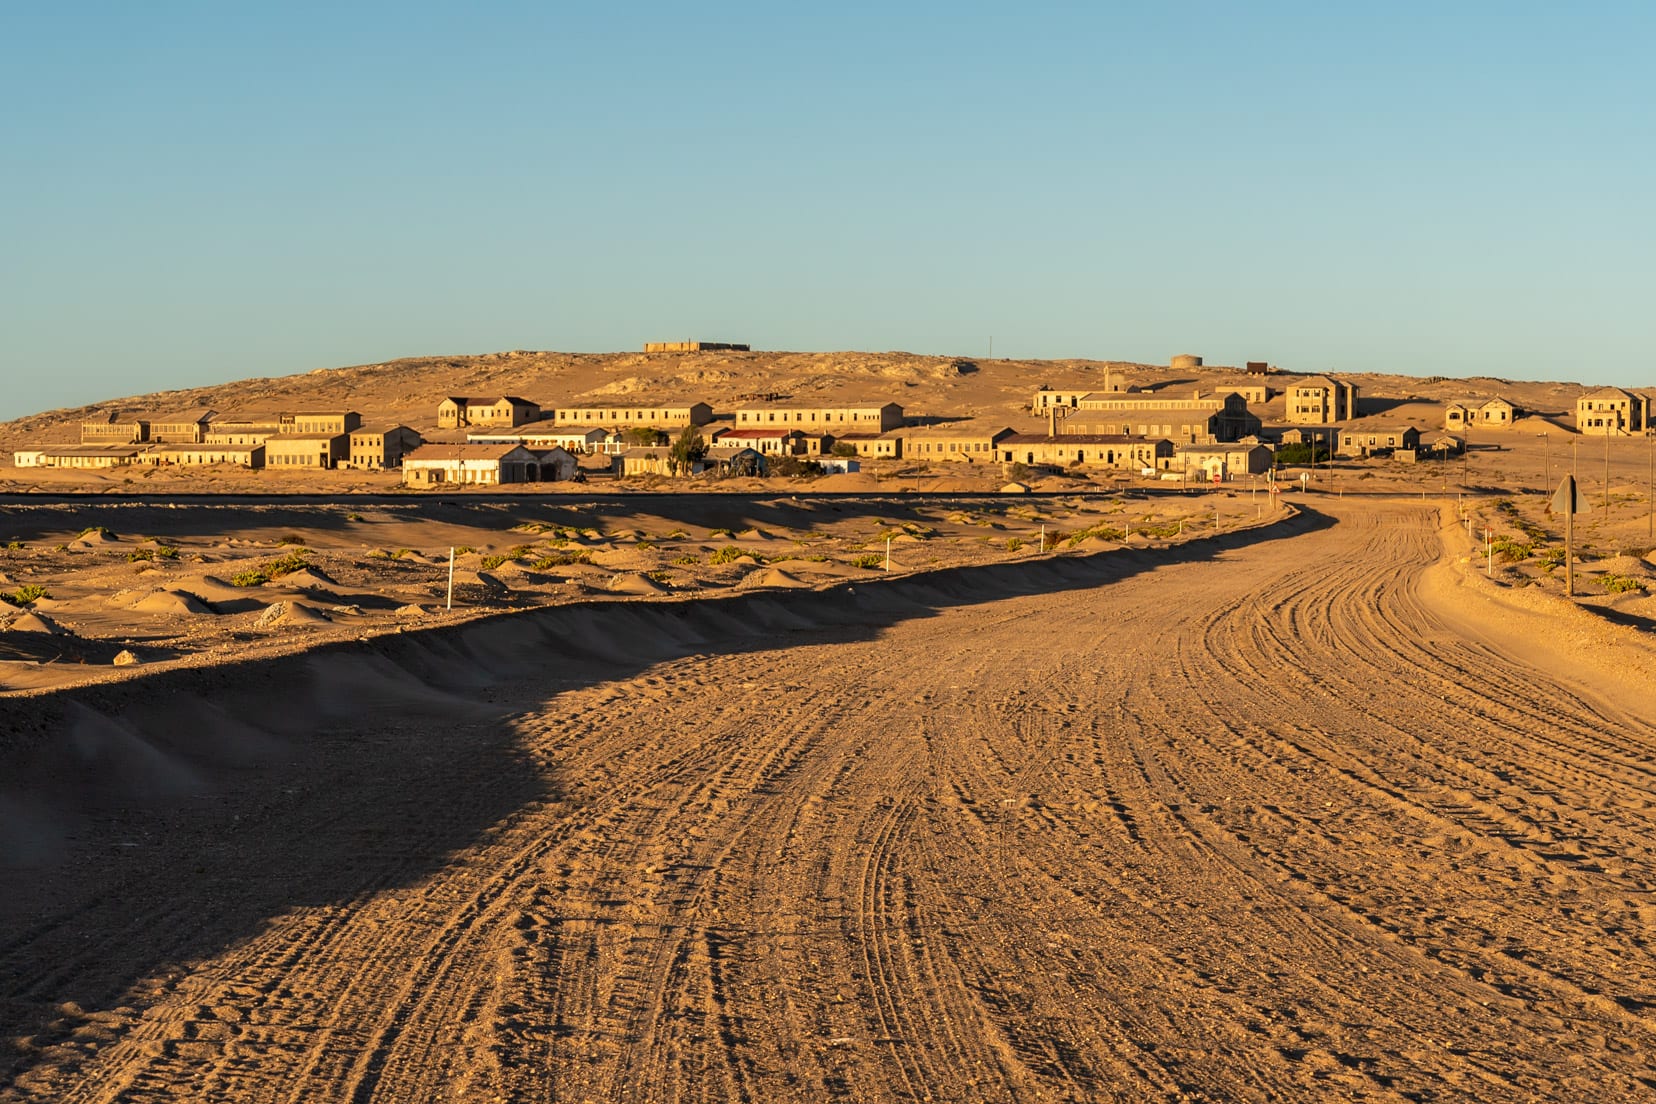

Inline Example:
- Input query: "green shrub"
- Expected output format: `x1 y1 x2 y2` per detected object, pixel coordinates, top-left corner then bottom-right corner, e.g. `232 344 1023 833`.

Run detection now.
709 546 748 565
453 545 476 556
663 528 689 539
1601 573 1645 594
1066 525 1125 547
276 534 307 546
3 584 50 607
231 550 312 587
831 442 859 458
345 513 364 522
481 544 534 570
645 569 673 583
671 553 701 566
530 550 592 569
4 540 22 551
1005 537 1025 552
708 528 734 538
1492 538 1532 563
1273 444 1329 465
126 545 179 562
850 553 883 569
634 538 656 550
1537 547 1566 571
366 548 392 559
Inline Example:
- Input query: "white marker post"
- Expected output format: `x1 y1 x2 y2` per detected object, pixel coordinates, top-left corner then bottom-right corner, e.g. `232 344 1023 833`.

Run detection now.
1485 527 1492 577
447 546 456 611
885 535 892 572
1040 523 1046 552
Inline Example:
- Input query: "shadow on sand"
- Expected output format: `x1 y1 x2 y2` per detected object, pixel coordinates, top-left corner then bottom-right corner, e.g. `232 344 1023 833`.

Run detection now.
0 505 1334 1085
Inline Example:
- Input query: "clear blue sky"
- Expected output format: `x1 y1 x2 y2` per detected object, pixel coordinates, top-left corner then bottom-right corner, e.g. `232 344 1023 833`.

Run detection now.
2 2 1651 419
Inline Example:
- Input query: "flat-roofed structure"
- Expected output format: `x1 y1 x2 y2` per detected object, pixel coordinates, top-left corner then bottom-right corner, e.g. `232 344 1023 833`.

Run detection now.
643 341 749 353
1069 391 1260 443
80 413 149 445
553 403 713 429
281 411 362 436
140 443 265 468
735 402 903 433
13 445 147 469
265 433 348 469
997 434 1172 471
901 426 1013 462
348 426 423 469
205 418 283 446
1285 376 1359 424
612 446 675 477
149 409 217 444
710 427 823 456
1338 426 1422 457
469 423 619 454
828 432 902 459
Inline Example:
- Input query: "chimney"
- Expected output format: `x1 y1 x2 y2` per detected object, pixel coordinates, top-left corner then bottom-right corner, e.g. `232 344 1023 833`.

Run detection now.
1048 406 1057 437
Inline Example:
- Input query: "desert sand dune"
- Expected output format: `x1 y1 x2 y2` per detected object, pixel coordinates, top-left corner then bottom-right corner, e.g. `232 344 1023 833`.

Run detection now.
3 499 1655 1100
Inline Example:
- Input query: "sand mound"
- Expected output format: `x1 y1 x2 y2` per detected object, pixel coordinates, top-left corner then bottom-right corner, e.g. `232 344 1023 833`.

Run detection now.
69 528 121 546
735 528 776 541
608 572 669 595
7 611 68 634
131 589 215 615
395 603 430 617
395 551 438 565
813 472 880 491
450 569 505 590
1597 555 1656 578
276 566 338 590
1001 482 1032 494
486 559 547 580
737 567 813 589
254 600 331 628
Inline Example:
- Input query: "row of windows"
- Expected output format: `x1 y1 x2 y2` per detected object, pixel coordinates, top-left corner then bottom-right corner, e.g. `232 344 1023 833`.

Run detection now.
738 411 877 424
911 441 991 453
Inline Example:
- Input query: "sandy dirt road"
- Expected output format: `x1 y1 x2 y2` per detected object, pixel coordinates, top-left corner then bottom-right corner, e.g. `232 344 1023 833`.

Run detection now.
4 498 1656 1102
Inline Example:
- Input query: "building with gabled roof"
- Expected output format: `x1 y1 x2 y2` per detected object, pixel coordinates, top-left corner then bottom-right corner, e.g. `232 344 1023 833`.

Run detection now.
437 396 542 430
1576 388 1649 436
402 443 544 485
1445 397 1520 432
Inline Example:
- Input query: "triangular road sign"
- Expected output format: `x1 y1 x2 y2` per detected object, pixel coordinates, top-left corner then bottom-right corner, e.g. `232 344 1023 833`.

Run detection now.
1550 475 1591 516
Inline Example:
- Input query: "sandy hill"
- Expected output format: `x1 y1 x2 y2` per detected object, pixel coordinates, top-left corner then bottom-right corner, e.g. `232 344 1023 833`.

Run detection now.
0 348 1603 455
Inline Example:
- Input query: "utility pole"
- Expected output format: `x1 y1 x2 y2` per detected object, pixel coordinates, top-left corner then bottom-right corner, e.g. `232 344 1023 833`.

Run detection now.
1604 427 1612 511
1539 431 1549 494
1648 431 1653 543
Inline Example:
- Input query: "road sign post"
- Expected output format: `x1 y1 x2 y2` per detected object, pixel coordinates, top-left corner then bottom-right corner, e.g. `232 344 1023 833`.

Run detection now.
1550 475 1591 597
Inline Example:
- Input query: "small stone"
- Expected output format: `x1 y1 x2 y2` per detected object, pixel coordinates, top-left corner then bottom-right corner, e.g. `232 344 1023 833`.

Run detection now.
113 649 139 666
